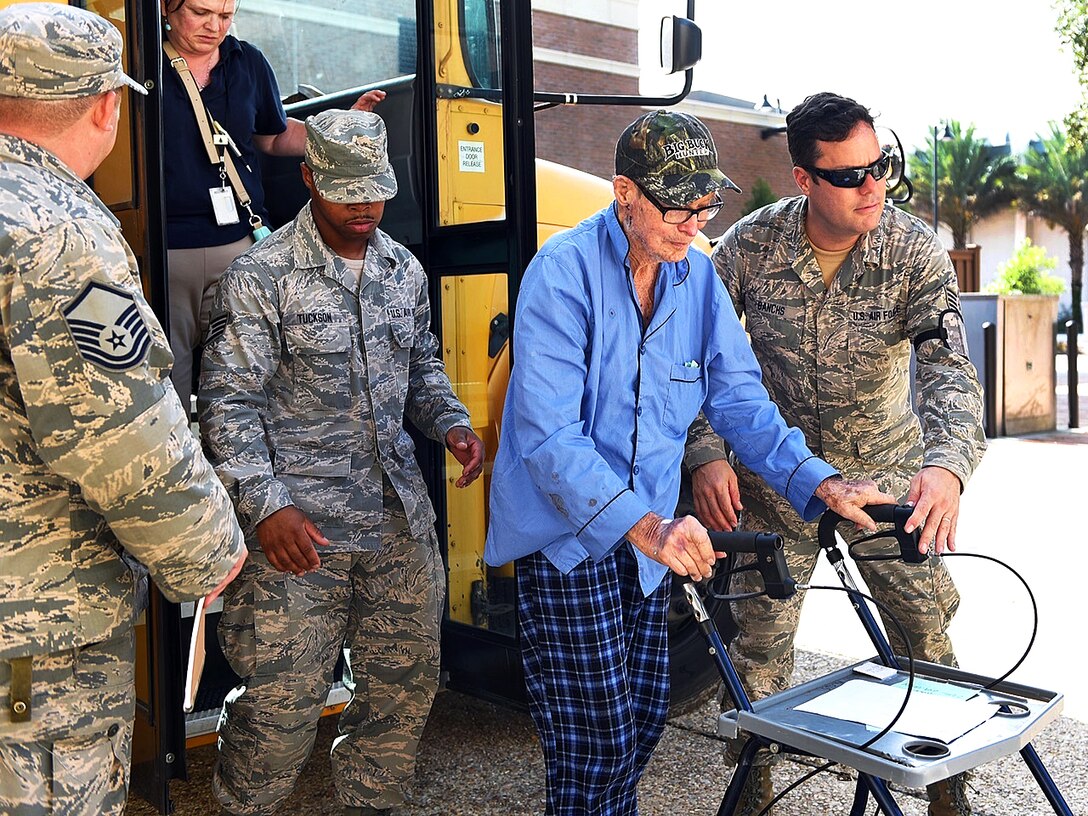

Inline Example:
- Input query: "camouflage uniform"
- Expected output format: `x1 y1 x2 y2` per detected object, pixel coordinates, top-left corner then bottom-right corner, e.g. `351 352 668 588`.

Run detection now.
199 111 468 815
686 196 986 760
0 6 245 814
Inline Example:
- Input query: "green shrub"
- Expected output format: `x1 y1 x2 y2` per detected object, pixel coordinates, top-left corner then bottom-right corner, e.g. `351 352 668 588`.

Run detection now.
984 239 1066 296
742 178 778 217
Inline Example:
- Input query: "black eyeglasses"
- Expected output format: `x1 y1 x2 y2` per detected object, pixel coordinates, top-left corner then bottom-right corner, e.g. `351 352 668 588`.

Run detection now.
633 180 723 224
804 150 893 189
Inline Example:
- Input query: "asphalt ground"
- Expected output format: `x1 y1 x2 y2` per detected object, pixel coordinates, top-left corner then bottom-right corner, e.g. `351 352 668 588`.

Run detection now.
125 649 1087 816
128 349 1088 816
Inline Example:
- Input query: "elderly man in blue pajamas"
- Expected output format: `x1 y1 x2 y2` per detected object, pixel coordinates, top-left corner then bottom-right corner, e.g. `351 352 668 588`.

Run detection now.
484 110 896 816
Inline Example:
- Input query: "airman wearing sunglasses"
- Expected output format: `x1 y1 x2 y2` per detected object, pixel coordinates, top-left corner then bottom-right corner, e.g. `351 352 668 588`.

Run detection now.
685 92 986 816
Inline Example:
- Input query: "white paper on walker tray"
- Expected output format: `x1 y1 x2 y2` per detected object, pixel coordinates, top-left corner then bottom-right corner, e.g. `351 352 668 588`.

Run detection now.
794 679 999 743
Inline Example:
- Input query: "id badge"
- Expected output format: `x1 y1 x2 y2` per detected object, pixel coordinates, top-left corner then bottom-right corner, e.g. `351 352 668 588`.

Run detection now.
209 187 240 226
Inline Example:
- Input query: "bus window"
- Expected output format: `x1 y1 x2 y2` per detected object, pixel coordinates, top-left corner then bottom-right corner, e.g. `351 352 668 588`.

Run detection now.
460 0 501 91
233 1 417 99
432 0 506 227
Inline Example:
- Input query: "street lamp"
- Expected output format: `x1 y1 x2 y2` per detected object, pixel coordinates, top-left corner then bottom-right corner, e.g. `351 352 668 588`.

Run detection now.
932 123 953 233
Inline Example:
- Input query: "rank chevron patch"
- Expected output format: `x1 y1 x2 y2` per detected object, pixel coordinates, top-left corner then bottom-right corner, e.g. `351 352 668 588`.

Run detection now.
63 281 152 371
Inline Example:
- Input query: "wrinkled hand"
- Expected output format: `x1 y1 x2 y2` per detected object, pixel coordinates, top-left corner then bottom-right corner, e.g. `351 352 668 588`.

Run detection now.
691 459 743 531
205 549 248 606
815 476 897 532
256 505 329 576
446 426 485 488
904 466 963 554
351 89 387 112
626 512 725 580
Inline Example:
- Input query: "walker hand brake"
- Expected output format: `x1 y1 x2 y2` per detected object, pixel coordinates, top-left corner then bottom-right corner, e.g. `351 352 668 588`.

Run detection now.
708 530 796 599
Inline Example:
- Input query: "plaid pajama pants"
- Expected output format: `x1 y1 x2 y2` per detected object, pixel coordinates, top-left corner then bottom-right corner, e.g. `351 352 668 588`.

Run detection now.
517 543 671 816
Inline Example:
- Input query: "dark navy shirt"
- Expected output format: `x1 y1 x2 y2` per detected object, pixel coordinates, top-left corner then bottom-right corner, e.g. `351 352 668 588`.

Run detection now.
163 35 287 249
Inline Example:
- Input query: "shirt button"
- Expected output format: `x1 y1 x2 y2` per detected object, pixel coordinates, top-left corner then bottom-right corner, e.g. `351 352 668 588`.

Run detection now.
108 724 119 737
636 406 643 416
639 345 646 355
633 464 641 475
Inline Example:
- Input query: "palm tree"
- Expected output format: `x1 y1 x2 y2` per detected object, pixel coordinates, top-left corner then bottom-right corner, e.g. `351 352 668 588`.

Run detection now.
1017 123 1088 331
908 121 1019 249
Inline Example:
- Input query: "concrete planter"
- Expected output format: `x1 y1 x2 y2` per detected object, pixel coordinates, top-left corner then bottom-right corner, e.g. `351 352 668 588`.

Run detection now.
960 293 1059 436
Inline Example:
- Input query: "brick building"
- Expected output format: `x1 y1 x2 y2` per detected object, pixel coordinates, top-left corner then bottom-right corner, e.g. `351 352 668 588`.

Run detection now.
531 0 795 236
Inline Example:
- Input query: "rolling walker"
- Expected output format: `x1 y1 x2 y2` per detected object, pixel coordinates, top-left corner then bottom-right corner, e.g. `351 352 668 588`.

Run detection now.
682 505 1073 815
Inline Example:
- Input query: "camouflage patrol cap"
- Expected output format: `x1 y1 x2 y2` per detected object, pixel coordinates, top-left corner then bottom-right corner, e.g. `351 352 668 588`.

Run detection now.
615 110 740 207
304 109 398 204
0 3 147 100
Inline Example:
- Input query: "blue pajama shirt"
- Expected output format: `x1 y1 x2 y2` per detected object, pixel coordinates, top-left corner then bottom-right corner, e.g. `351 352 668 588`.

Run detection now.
486 203 837 815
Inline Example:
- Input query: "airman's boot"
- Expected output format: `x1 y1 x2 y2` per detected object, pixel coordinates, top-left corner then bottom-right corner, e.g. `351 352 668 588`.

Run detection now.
927 772 971 816
733 765 774 815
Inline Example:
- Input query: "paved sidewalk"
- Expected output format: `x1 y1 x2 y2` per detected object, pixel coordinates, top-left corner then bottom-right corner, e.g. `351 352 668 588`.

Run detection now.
126 388 1088 816
797 428 1088 722
127 663 1087 816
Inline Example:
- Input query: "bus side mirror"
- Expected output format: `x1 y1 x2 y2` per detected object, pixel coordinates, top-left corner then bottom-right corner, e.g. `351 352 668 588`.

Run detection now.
660 16 702 75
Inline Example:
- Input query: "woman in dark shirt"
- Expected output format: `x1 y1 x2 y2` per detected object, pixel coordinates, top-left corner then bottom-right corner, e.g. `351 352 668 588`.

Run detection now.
160 0 382 412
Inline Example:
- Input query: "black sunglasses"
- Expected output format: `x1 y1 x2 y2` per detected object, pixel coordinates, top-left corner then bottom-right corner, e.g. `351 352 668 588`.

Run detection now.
804 150 893 189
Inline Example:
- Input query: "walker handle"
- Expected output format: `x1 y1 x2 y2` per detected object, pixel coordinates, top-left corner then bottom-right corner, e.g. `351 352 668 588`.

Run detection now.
817 504 926 564
708 530 796 599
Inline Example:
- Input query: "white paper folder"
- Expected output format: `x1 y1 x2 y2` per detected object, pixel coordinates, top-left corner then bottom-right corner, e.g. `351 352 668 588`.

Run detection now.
182 596 207 714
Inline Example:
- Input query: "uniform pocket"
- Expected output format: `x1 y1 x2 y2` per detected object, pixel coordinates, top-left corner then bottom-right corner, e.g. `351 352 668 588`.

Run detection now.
52 721 129 813
272 449 352 540
274 448 352 478
854 414 923 471
219 559 298 680
745 301 803 351
218 564 257 679
847 319 911 414
390 318 413 349
846 297 906 368
252 573 295 676
283 321 353 412
284 319 351 353
73 632 135 691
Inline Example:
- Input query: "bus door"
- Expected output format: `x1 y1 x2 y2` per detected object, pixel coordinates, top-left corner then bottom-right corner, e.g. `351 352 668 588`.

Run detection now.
418 0 538 705
252 0 541 707
221 0 540 706
125 0 538 809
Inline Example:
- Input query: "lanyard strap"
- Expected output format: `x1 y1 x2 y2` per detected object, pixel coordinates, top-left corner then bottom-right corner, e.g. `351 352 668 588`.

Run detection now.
163 40 259 220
